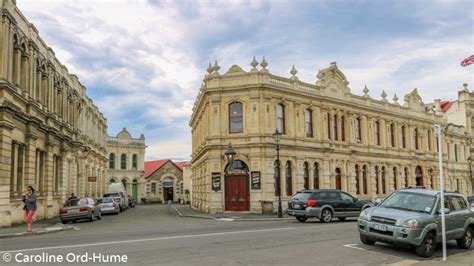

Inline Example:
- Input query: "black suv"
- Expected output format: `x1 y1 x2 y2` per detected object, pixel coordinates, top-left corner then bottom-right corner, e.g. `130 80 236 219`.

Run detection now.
287 189 373 223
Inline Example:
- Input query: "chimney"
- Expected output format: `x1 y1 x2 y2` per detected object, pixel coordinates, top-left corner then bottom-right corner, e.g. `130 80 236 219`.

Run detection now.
434 99 442 113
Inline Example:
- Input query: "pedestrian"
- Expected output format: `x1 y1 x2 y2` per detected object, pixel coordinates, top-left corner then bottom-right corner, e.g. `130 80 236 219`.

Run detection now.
22 185 37 233
67 193 78 206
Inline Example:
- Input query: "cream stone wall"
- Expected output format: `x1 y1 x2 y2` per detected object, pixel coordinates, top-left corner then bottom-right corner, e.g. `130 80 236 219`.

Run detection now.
0 0 108 226
106 128 146 203
190 59 472 214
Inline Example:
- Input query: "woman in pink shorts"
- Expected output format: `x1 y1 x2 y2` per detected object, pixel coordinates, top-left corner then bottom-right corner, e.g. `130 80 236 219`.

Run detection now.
22 185 37 232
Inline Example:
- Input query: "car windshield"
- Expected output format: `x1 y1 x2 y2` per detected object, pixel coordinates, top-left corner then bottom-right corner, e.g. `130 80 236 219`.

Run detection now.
381 192 436 214
104 193 120 198
291 192 312 202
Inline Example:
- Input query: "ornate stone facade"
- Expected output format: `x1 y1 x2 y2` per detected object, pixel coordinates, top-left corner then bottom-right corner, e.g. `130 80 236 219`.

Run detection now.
0 0 108 226
189 58 472 214
106 128 146 203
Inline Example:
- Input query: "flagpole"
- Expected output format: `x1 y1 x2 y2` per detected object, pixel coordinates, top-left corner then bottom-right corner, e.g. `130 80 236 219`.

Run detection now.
435 124 447 261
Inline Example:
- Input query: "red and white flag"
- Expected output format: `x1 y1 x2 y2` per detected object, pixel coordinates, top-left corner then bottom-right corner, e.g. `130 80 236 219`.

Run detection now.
461 55 474 67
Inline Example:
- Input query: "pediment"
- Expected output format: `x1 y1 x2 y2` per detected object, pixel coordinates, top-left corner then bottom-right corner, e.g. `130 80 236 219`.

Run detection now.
403 88 424 112
316 62 351 98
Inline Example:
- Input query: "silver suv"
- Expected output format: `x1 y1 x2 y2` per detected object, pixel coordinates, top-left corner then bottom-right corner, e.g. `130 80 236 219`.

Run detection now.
358 188 474 257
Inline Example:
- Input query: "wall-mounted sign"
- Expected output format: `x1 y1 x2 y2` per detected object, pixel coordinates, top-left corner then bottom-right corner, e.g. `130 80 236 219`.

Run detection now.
251 171 261 190
88 176 97 182
212 172 221 192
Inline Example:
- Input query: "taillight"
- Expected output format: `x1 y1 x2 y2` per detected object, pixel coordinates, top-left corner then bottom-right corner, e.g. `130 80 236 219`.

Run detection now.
60 208 67 214
307 200 316 207
79 207 89 212
112 203 116 207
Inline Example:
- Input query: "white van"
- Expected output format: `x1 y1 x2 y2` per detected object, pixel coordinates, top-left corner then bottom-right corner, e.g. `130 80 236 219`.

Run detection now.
105 183 129 211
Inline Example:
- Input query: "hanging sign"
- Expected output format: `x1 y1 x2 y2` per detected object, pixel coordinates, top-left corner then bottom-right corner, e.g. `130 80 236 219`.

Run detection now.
212 172 221 192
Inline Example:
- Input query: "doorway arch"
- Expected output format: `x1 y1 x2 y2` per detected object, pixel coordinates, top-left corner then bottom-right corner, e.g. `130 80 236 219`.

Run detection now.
224 160 249 211
335 168 342 190
415 166 423 187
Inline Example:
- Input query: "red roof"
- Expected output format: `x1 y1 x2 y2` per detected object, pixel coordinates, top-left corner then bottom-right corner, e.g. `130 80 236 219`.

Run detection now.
175 161 191 171
144 159 191 178
144 159 169 178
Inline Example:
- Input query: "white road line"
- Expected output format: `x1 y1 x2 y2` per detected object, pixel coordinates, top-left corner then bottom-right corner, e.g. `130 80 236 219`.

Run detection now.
0 227 294 254
343 244 366 251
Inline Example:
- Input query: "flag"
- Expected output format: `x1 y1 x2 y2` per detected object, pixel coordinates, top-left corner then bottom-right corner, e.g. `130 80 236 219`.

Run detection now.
461 55 474 67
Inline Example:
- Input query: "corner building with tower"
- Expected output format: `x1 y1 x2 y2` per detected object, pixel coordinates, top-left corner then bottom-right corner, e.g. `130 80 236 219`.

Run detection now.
189 58 473 214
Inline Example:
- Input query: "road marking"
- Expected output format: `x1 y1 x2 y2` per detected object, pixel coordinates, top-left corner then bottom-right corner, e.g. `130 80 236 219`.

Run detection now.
217 218 235 221
343 243 366 251
0 227 294 253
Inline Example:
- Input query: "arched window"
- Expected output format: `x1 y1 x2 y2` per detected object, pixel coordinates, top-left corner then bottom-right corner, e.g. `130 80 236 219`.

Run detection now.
229 102 243 133
313 162 320 189
415 166 423 186
390 123 395 147
427 129 432 151
362 165 368 194
122 179 127 191
109 153 115 169
375 121 380 145
454 144 458 162
402 125 407 148
393 167 397 190
276 104 286 134
327 113 331 140
285 161 292 196
305 109 313 138
355 164 360 194
335 168 341 190
414 128 419 150
381 166 386 194
355 118 362 143
333 115 338 141
121 154 127 170
303 162 309 189
132 154 138 170
375 166 380 194
274 160 280 196
341 116 345 142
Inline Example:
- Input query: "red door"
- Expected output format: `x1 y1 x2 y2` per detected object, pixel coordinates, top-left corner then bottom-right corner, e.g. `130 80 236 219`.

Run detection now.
336 173 342 190
225 175 249 211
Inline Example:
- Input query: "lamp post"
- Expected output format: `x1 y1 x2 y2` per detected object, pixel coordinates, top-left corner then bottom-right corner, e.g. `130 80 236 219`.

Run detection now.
224 143 236 172
273 129 283 218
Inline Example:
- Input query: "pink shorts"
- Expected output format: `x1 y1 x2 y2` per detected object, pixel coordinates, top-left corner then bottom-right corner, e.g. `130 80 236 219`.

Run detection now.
26 210 35 225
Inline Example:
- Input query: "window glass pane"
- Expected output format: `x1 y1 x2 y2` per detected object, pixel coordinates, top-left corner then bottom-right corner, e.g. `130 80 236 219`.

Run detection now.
229 102 243 133
277 104 284 133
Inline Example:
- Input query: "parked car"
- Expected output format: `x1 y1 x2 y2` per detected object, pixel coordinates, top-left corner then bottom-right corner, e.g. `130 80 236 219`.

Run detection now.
106 183 129 210
358 188 474 257
127 195 136 208
103 192 126 212
467 196 474 204
60 198 101 224
287 189 373 223
97 197 120 215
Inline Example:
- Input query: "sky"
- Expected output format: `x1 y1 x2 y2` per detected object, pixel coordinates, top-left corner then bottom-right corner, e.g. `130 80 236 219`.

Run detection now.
17 0 473 161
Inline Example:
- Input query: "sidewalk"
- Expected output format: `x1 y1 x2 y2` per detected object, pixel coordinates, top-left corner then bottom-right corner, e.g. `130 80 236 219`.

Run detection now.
0 217 77 239
414 250 474 265
172 204 294 221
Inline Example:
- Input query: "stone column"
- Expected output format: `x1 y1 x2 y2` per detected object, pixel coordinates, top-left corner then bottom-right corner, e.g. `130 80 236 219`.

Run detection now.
44 148 55 218
348 162 356 195
11 142 18 196
0 18 12 80
24 134 37 189
0 118 14 227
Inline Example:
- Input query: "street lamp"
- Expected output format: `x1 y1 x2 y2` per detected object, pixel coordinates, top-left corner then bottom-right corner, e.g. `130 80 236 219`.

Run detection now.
224 143 236 173
273 129 283 218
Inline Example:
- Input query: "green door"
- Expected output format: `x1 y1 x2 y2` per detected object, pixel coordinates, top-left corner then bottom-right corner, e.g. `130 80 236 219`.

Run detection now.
132 182 138 201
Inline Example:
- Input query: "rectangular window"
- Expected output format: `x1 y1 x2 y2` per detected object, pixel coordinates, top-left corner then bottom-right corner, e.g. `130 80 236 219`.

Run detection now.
327 113 331 140
415 128 419 150
390 123 395 147
375 121 380 145
355 118 361 143
277 104 285 134
151 183 156 195
428 130 432 151
341 116 345 142
229 102 243 133
305 109 313 138
333 115 338 141
402 126 406 148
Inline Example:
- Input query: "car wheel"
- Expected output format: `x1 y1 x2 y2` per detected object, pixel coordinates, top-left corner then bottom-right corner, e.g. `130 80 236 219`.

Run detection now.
360 234 375 245
296 216 307 223
338 217 346 221
320 209 333 223
456 227 473 249
96 211 102 220
415 232 436 258
61 220 67 225
88 212 94 222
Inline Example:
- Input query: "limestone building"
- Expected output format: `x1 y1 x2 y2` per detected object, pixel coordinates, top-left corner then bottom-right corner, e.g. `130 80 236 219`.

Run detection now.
189 58 472 214
106 128 146 203
0 0 108 226
144 159 189 203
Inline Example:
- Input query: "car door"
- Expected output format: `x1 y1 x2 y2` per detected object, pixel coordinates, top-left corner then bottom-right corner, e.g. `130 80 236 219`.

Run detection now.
450 196 469 238
330 192 344 216
340 192 358 217
443 196 460 240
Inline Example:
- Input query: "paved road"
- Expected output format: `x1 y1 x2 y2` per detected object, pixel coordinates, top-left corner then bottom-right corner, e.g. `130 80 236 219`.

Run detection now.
0 205 472 265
